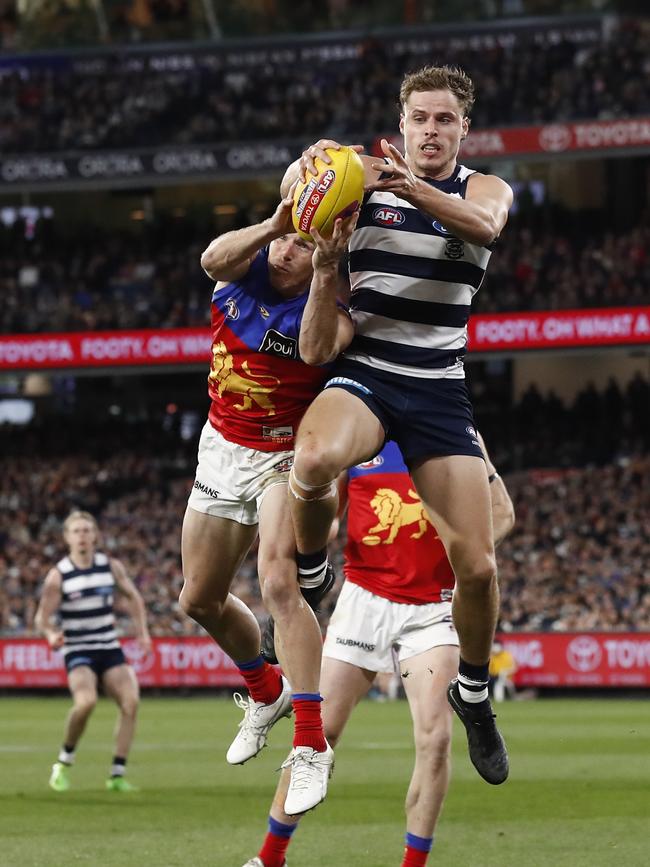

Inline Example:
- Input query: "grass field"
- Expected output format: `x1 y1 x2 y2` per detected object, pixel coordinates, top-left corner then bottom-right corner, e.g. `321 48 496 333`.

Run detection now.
0 696 648 867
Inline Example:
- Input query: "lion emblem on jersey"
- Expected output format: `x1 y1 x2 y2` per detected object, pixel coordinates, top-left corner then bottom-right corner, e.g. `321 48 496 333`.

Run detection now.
363 488 433 546
209 341 279 415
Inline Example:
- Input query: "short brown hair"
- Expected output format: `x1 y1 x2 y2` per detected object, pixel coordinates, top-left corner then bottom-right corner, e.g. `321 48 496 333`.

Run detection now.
400 65 475 117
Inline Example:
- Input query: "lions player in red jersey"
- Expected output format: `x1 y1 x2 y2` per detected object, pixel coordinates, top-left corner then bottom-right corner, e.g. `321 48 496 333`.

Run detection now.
179 187 357 814
244 435 514 867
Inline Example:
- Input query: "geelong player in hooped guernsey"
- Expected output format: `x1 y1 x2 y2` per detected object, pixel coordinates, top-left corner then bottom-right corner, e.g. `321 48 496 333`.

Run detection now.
282 64 514 788
180 184 358 817
35 511 151 794
245 437 515 867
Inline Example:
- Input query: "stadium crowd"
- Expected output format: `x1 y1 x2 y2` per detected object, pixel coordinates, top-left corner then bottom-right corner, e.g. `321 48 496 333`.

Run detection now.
0 1 623 51
2 214 648 335
1 376 648 637
1 16 648 154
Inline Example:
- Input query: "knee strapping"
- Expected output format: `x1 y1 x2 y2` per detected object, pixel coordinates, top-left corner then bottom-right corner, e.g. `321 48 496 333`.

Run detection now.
288 468 337 502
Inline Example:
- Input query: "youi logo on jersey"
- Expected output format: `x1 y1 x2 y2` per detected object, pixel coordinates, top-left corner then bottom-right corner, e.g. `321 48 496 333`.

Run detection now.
259 329 298 360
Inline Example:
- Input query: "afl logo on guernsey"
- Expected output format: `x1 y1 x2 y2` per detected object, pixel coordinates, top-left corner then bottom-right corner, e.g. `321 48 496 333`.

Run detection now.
357 455 384 470
372 207 405 227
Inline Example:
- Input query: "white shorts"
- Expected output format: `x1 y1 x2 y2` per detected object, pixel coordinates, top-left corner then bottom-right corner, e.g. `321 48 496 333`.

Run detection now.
187 421 293 525
323 582 459 673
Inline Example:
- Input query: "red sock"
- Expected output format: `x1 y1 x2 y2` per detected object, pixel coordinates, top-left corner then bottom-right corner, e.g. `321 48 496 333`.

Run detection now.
401 835 432 867
258 817 296 867
292 694 326 752
401 846 429 867
237 656 282 705
258 834 291 867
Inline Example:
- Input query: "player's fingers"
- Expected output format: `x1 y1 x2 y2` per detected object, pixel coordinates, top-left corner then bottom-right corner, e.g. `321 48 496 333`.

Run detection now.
310 226 323 243
283 182 298 206
315 138 342 151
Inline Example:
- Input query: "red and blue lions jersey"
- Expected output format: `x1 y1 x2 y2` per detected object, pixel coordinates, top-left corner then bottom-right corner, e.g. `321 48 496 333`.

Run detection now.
345 440 455 604
207 249 328 451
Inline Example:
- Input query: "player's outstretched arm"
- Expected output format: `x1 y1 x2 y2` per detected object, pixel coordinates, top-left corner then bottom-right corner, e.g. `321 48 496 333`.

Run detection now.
111 558 152 654
34 568 64 649
367 139 512 246
299 213 357 366
201 185 297 283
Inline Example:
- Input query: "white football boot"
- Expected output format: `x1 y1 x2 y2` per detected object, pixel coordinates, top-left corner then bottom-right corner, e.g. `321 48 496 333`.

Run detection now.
282 740 335 815
226 675 293 765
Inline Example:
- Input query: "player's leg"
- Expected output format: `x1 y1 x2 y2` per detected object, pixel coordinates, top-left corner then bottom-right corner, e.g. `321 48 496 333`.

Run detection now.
181 507 288 763
410 455 508 784
180 506 259 659
49 664 98 791
289 387 385 586
258 482 322 696
102 661 140 791
411 455 497 665
245 658 375 867
256 481 330 811
399 645 459 866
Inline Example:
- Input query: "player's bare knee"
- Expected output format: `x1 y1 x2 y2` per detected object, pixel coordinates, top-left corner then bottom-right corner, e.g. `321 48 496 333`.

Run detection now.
178 584 225 624
455 555 497 593
260 568 299 615
118 696 139 719
414 728 451 771
74 694 97 717
293 439 342 487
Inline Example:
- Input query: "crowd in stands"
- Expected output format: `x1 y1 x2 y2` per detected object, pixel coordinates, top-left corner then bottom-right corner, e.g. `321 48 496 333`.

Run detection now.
1 376 648 637
0 1 621 51
498 455 650 632
2 209 648 335
1 16 649 154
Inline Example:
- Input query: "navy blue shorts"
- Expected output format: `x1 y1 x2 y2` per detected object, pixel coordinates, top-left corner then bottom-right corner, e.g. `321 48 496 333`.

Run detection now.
325 360 484 467
64 647 127 677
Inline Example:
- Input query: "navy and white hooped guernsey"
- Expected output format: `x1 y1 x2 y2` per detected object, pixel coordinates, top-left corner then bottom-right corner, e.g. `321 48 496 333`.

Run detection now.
57 552 120 656
344 164 491 380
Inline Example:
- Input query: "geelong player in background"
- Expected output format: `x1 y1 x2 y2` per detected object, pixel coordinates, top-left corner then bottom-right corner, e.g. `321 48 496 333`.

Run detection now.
244 435 514 867
35 510 151 793
281 64 513 785
179 186 357 814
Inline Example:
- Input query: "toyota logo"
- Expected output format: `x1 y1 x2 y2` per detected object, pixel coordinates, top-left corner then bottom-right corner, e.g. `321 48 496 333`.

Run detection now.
539 124 572 152
566 636 602 672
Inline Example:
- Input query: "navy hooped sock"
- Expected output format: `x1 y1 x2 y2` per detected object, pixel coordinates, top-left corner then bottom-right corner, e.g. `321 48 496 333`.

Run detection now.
296 547 328 588
110 756 126 778
458 658 490 704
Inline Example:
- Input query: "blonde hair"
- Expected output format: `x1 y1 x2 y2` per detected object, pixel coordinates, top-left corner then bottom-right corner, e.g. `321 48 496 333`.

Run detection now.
63 510 98 535
400 65 475 118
